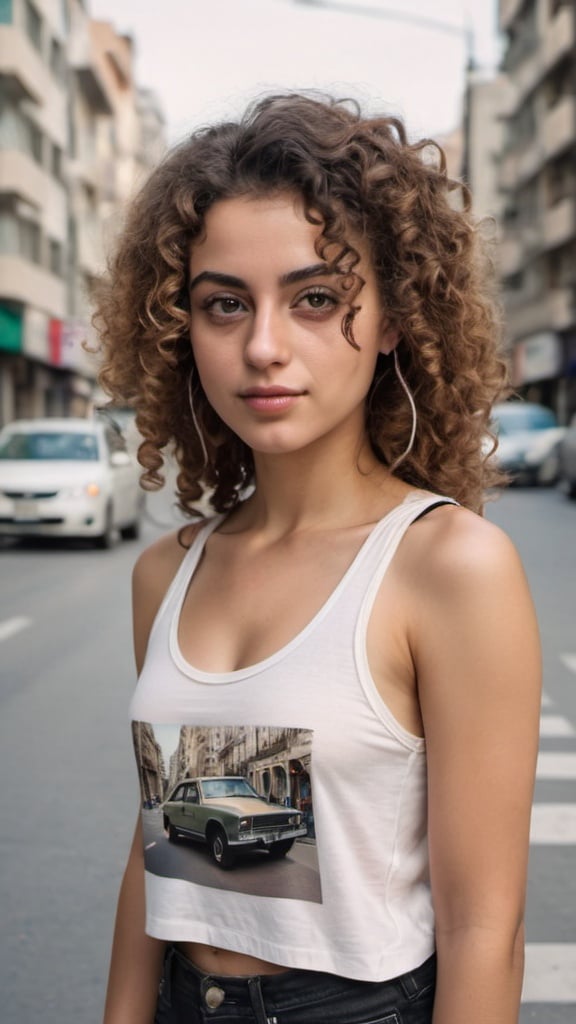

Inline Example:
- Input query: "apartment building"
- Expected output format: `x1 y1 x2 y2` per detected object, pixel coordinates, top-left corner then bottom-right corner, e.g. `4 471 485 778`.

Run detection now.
498 0 576 423
0 0 165 426
0 0 70 422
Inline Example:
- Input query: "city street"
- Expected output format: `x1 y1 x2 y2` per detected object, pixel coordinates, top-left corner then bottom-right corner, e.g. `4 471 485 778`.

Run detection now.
0 485 574 1023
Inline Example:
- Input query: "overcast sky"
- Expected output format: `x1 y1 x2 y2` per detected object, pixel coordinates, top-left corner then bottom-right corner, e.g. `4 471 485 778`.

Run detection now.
89 0 501 144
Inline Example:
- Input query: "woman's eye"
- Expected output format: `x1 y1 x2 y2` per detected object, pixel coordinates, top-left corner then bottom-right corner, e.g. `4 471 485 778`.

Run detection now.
204 295 246 316
297 290 338 312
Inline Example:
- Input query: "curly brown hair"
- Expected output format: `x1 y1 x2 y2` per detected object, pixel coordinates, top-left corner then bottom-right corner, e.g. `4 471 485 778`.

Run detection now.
94 92 507 515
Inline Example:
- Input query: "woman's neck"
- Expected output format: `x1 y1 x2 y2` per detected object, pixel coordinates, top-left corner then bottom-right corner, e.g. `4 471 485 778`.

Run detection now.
233 434 407 537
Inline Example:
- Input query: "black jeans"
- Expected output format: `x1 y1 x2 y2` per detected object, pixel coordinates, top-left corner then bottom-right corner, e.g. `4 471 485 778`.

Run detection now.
154 945 436 1024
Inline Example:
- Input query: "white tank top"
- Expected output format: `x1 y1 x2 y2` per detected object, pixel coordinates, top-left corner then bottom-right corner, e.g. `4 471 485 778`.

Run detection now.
130 490 455 982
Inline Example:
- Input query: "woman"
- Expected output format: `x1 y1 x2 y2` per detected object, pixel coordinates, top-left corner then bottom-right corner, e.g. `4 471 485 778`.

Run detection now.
96 94 541 1024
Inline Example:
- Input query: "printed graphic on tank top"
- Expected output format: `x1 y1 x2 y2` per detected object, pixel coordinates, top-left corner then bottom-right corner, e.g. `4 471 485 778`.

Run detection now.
133 723 321 901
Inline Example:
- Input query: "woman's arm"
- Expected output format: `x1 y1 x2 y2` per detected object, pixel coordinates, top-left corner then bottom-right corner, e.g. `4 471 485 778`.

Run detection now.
411 510 541 1024
103 526 202 1023
103 817 166 1024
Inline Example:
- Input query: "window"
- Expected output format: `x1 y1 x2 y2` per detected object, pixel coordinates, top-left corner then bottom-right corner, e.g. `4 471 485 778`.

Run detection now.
51 142 63 180
0 431 99 461
0 210 18 254
18 218 41 263
27 117 43 164
24 0 42 52
49 38 65 83
49 238 63 276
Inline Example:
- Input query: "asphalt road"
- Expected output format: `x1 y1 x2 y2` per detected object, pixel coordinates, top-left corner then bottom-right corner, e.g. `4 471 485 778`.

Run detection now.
142 809 322 902
0 484 574 1023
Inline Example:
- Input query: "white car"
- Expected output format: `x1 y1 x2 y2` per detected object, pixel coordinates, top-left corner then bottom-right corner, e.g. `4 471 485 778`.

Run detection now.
0 418 143 546
490 402 566 486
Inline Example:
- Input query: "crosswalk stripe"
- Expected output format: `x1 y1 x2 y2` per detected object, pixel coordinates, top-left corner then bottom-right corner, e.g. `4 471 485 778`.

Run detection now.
560 653 576 674
530 804 576 843
537 752 576 779
540 715 576 738
523 944 576 1002
0 616 32 643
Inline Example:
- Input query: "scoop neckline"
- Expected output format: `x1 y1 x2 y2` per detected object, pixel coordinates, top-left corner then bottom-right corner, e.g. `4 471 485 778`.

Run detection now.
169 490 429 684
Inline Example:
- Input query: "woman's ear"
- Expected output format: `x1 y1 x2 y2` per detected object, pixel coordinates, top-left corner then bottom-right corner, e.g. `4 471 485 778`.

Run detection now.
378 320 400 356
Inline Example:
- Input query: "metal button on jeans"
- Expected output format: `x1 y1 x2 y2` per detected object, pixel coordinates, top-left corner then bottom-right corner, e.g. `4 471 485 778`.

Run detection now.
204 984 226 1009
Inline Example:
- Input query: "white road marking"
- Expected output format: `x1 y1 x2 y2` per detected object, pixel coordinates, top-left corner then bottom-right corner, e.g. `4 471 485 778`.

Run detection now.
0 616 32 643
541 691 553 708
530 805 576 844
560 653 576 674
537 753 576 780
144 842 156 850
523 944 576 1002
540 715 576 738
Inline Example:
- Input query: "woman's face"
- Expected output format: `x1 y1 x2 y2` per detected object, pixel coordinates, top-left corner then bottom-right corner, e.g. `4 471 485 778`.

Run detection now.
188 192 397 458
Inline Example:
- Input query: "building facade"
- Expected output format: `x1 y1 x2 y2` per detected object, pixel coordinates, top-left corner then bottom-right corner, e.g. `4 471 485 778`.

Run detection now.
498 0 576 422
0 0 165 426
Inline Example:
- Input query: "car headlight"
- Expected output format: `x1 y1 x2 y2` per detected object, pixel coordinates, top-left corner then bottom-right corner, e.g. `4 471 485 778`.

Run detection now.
288 814 301 826
59 483 101 499
238 817 252 831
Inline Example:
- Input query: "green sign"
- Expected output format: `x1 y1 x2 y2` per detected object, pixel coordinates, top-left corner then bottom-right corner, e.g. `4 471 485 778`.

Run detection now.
0 0 13 24
0 304 23 352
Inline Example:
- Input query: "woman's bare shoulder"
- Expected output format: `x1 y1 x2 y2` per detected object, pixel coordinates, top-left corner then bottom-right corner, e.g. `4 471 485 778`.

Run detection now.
131 519 207 673
132 520 205 596
403 501 524 596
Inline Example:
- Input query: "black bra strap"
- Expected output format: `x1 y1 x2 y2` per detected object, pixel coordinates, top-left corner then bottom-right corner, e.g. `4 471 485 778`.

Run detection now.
411 499 457 524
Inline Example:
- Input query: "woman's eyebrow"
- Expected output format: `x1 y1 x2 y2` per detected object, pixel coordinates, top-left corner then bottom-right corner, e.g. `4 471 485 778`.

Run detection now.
189 271 245 291
189 264 335 292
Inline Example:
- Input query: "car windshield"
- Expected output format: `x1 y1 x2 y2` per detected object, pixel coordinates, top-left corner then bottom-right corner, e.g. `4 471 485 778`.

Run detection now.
494 406 557 436
201 779 259 799
0 431 99 461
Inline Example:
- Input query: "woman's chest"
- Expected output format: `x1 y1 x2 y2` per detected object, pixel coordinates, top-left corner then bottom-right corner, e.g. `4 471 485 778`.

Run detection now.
176 528 373 674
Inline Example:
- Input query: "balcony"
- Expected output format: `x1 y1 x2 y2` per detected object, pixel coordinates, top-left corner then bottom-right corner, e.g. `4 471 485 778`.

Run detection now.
0 25 51 103
543 196 576 251
544 4 575 74
505 286 575 339
500 0 529 33
543 94 576 160
0 256 66 319
503 6 575 111
68 29 113 114
0 150 50 208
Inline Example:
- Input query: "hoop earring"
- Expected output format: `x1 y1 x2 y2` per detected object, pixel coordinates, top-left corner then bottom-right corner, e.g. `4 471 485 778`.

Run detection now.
188 372 209 472
389 348 417 472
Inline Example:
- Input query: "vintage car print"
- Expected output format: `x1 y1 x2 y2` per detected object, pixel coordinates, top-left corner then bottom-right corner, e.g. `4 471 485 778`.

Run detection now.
161 776 308 868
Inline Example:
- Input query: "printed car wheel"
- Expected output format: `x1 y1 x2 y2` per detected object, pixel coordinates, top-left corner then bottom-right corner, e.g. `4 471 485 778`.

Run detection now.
268 838 295 859
208 826 236 869
165 820 179 842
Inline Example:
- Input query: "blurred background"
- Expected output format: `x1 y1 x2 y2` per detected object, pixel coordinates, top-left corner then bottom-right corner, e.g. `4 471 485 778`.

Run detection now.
0 1 575 1022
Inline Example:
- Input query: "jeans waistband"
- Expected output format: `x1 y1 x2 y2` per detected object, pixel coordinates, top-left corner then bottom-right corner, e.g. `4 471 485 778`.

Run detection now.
161 944 436 1022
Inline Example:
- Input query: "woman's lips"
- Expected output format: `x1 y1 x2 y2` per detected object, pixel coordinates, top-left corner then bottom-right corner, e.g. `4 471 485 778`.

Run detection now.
240 388 305 412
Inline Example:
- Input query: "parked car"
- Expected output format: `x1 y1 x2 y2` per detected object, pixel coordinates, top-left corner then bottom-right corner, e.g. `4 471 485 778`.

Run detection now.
161 776 307 869
0 417 143 546
558 414 576 499
490 402 566 485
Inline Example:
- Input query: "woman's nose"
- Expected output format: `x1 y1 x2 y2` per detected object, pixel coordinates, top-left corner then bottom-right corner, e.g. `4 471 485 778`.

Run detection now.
244 309 290 368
